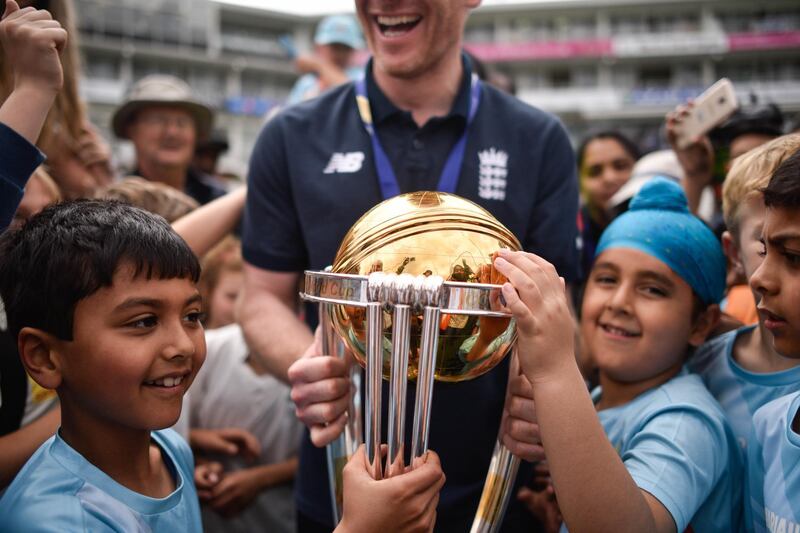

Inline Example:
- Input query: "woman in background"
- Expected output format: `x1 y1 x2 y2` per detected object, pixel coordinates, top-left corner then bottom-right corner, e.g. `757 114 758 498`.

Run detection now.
576 131 640 277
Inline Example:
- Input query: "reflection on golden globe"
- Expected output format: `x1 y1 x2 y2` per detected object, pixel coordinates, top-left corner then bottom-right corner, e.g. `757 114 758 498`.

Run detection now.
330 191 521 382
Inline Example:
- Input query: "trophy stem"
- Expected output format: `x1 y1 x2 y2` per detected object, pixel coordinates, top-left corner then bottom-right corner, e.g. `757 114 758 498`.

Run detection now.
411 305 440 460
365 302 384 480
469 441 521 533
319 302 346 524
386 303 411 478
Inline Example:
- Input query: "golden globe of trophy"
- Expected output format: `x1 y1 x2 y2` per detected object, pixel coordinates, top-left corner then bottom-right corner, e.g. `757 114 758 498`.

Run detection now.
302 192 522 532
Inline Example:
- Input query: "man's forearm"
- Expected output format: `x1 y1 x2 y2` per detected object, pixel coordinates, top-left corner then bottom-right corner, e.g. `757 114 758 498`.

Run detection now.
240 291 313 383
681 177 708 216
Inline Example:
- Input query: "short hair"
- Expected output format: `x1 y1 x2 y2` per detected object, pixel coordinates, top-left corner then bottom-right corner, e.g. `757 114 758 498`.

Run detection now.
95 177 199 222
0 200 200 340
723 134 800 236
763 148 800 210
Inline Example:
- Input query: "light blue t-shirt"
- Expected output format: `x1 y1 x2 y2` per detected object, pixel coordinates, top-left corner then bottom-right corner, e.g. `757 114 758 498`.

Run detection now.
286 66 364 105
746 392 800 533
689 325 800 451
0 429 202 532
560 372 742 533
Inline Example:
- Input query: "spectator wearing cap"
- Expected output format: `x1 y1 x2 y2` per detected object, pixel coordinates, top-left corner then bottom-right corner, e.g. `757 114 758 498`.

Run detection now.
112 74 227 205
286 15 365 105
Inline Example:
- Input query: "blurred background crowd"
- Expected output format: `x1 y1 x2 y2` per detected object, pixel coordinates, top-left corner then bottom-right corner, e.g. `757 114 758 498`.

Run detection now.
46 0 800 183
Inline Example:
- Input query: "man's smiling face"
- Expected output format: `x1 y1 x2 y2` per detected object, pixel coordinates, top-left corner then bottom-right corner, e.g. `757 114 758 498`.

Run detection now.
355 0 480 80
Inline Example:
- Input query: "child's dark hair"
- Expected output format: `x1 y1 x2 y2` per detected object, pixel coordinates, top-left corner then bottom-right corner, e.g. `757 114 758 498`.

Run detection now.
0 200 200 340
576 130 641 169
763 149 800 209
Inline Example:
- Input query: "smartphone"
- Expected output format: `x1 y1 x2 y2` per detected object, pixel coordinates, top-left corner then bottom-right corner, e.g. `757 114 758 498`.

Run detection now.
675 78 739 149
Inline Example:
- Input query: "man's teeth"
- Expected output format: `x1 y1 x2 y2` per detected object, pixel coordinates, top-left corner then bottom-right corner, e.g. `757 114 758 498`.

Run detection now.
377 15 420 26
145 376 184 387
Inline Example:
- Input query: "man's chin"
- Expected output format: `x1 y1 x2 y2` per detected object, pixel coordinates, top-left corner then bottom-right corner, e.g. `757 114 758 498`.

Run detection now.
374 57 427 81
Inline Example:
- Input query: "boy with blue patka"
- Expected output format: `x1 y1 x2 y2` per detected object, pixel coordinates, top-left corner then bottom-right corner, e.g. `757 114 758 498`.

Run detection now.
499 178 742 532
744 148 800 533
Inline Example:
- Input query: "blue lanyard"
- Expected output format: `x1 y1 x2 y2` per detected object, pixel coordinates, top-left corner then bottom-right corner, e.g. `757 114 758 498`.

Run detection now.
354 74 481 199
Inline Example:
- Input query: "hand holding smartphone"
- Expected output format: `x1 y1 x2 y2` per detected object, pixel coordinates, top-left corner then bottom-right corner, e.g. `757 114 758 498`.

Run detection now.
673 78 739 149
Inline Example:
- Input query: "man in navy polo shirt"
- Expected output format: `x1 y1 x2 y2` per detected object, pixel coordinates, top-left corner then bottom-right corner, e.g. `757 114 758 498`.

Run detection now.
239 1 580 531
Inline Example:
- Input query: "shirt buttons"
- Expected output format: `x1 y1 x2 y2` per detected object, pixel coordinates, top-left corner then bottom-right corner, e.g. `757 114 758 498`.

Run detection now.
413 139 424 150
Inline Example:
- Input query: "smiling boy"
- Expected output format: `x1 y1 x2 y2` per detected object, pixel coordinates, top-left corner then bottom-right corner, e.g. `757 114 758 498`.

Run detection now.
744 148 800 532
0 200 207 531
0 200 447 532
499 178 742 532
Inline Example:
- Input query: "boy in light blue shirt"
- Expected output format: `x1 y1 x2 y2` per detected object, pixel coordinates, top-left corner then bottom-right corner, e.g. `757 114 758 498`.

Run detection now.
0 200 207 532
0 200 447 533
689 135 800 453
743 147 800 532
747 393 800 533
498 178 742 532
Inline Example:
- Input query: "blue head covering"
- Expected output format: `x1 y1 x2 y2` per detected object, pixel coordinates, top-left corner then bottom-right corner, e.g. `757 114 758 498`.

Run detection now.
595 177 726 305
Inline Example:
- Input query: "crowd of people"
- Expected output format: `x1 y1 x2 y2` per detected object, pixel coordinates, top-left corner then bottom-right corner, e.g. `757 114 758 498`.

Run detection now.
1 0 800 532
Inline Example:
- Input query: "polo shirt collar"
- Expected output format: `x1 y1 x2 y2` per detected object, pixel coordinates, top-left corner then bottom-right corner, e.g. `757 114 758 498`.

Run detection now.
365 52 473 126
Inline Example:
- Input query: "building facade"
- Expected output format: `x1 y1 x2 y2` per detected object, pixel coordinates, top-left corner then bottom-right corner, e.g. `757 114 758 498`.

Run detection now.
466 0 800 148
75 0 800 173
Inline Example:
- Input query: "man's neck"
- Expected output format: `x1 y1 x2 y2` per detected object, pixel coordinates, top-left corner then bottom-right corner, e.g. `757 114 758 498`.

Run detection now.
734 323 800 373
137 160 188 191
372 51 464 127
59 401 175 498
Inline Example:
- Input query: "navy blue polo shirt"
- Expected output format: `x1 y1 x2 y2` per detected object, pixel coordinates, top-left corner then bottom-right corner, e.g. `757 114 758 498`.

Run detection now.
243 56 579 532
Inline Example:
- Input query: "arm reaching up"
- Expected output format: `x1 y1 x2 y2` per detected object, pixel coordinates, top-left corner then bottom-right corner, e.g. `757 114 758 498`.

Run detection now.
171 187 246 257
0 0 66 231
0 0 66 143
493 250 676 533
665 102 715 216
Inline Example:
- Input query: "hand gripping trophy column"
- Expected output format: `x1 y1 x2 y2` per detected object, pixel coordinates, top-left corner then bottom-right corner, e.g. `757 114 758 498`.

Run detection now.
302 192 523 532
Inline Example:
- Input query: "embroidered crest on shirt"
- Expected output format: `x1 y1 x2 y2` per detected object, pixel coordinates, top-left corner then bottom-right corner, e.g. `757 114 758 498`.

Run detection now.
477 148 508 201
323 152 365 174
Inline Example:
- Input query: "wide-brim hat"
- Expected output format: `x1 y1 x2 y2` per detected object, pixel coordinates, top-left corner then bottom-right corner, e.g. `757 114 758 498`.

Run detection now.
112 75 213 140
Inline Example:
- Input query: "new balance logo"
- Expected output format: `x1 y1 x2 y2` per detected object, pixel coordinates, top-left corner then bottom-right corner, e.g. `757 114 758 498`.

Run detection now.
477 147 508 201
323 152 365 174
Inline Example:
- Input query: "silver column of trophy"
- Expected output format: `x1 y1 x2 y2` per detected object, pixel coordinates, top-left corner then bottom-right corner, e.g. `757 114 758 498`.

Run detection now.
301 190 525 531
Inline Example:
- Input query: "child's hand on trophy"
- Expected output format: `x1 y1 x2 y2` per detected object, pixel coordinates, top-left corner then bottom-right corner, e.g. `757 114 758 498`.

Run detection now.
336 445 445 533
501 370 545 462
288 326 352 447
493 250 576 384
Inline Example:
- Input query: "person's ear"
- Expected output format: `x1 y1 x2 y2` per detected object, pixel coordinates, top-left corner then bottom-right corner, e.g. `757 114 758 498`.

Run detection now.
18 327 65 391
689 304 721 347
721 230 745 279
